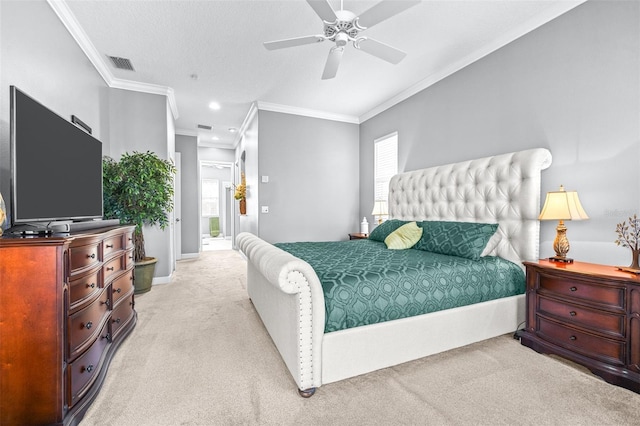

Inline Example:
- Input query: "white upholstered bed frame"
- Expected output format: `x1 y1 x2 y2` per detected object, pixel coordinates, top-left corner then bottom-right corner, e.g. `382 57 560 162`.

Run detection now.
236 148 552 396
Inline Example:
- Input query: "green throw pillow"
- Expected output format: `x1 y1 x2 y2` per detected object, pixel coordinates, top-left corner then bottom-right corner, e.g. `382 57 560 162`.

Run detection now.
384 222 423 250
414 221 498 260
368 219 407 242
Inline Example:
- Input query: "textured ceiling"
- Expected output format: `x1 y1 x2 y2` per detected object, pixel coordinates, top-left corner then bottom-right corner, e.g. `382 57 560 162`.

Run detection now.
60 0 584 148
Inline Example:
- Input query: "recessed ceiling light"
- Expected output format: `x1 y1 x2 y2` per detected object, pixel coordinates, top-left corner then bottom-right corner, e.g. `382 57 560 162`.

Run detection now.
228 127 237 133
209 101 221 110
212 136 219 141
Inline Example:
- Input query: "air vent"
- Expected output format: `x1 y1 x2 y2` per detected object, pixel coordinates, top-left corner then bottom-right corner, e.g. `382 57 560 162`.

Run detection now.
197 124 212 130
107 55 135 71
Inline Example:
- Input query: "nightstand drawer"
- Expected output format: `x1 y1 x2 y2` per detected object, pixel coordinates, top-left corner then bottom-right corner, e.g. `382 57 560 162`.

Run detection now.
537 316 625 365
538 296 624 337
539 274 624 309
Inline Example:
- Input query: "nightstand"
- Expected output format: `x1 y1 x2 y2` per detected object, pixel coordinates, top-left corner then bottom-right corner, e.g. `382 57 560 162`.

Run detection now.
349 233 368 240
520 260 640 394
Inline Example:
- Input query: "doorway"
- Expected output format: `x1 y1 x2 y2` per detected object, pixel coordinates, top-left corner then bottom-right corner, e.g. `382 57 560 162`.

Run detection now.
200 161 233 251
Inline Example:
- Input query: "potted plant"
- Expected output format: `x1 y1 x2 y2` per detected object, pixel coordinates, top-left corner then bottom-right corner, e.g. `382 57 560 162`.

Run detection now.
234 172 247 215
103 151 176 294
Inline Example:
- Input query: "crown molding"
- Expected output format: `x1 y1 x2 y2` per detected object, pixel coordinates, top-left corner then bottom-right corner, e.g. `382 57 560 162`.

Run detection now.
233 102 259 148
359 0 587 123
47 0 179 120
257 101 360 124
175 128 198 137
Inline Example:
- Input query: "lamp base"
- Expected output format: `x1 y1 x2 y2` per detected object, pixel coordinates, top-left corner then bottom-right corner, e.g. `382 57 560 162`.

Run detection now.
548 256 574 264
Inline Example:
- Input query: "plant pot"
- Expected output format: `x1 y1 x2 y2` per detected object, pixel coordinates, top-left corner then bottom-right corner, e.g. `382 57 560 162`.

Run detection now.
134 257 157 294
239 199 246 215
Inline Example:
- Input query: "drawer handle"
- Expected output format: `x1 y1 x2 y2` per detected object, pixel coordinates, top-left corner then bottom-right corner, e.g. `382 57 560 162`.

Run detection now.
569 311 577 317
84 321 93 330
86 283 96 289
102 332 112 343
106 244 114 249
86 253 96 259
569 335 577 341
114 288 122 294
570 286 577 292
106 267 115 271
84 364 94 373
113 318 121 324
101 299 111 308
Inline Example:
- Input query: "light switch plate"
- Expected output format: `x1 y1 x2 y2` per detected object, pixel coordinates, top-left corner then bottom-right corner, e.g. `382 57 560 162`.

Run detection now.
261 176 269 183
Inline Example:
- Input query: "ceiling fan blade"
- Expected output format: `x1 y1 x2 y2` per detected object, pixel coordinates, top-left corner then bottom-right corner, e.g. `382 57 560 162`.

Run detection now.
356 37 406 64
357 0 421 29
322 46 344 80
263 35 325 50
306 0 337 22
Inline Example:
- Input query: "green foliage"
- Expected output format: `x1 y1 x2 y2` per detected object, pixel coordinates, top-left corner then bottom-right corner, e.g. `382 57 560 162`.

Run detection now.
103 151 176 261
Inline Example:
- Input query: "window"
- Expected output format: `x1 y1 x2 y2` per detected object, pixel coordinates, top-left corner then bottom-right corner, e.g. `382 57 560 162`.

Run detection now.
202 179 219 217
374 132 398 202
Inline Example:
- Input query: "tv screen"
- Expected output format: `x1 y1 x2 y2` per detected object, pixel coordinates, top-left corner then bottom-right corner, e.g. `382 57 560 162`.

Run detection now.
10 86 103 225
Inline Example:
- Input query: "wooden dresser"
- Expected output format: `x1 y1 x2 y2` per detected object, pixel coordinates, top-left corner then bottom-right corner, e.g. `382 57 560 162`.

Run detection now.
520 260 640 394
0 225 137 425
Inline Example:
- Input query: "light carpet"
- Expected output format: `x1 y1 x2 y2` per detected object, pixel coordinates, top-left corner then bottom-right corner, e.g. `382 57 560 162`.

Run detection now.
81 250 640 425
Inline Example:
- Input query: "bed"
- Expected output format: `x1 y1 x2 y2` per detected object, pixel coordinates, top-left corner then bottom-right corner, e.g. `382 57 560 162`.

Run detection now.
236 148 552 396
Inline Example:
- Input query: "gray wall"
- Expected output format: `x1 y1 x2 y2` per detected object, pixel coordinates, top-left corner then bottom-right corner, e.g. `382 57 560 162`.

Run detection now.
258 110 360 243
0 0 109 223
237 111 259 237
360 0 639 266
176 134 199 255
1 1 175 279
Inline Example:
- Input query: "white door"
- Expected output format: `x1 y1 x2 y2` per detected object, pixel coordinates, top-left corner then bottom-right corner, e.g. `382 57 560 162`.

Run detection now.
174 152 182 261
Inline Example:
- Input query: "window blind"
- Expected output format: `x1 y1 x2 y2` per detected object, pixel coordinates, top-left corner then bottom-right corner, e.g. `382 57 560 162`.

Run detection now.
374 133 398 202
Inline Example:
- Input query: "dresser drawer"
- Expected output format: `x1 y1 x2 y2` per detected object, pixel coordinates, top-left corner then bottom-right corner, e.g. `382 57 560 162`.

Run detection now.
537 316 625 365
69 322 111 407
69 243 100 272
69 267 101 309
111 270 134 306
111 294 135 338
538 296 624 337
103 255 125 283
69 289 110 360
125 248 134 269
125 231 134 249
539 274 624 309
103 235 124 258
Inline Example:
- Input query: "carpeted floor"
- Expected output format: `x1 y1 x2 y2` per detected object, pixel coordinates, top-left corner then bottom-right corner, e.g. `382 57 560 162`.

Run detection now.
81 250 640 425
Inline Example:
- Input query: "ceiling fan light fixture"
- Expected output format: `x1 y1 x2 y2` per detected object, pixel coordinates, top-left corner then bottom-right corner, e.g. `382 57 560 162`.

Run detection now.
263 0 420 79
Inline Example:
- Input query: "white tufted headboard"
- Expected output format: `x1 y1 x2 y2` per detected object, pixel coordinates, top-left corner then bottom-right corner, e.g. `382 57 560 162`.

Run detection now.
388 148 552 266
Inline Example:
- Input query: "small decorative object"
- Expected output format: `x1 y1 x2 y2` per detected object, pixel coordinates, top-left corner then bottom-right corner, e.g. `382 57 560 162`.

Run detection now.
615 214 640 273
371 200 388 225
360 217 369 235
538 185 589 263
0 192 6 236
234 172 247 215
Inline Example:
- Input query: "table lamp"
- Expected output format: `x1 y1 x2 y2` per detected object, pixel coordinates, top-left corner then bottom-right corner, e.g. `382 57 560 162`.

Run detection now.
538 185 589 263
371 200 388 225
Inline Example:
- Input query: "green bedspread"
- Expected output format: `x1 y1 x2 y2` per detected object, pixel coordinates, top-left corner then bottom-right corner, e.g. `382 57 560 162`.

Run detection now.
275 239 525 333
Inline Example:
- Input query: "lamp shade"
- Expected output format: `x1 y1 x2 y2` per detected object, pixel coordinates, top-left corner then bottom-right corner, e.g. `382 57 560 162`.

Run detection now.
371 200 388 216
538 185 589 221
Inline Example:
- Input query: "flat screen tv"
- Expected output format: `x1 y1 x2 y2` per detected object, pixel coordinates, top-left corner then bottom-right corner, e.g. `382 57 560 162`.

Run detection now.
10 86 103 227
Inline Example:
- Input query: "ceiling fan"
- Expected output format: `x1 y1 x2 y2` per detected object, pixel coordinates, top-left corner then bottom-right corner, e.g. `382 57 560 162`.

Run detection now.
263 0 421 79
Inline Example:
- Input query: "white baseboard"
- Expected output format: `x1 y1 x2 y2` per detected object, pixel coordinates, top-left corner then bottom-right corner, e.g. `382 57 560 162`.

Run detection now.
180 253 199 259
